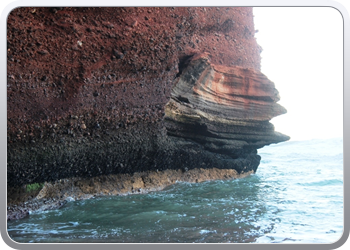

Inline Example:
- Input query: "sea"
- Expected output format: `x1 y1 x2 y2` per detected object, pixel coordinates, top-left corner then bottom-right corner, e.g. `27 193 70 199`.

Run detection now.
7 137 344 244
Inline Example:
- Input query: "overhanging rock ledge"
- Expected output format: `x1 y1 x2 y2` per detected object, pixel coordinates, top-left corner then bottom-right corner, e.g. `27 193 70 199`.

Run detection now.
164 53 289 172
7 7 289 219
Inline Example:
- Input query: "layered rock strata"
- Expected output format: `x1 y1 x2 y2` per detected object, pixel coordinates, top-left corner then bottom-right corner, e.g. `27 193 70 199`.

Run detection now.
7 7 289 219
165 53 289 163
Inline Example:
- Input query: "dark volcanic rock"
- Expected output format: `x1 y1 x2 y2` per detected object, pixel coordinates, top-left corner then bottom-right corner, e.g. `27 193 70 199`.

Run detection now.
7 198 67 221
7 7 288 196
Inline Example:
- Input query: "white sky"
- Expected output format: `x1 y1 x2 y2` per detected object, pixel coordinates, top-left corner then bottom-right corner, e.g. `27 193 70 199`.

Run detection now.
253 7 343 141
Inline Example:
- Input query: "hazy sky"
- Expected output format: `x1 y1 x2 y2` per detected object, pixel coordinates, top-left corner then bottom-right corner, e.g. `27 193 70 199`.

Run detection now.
253 7 343 141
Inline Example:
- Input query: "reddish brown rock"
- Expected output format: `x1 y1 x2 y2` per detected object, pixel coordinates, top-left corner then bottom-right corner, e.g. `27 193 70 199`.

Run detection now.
167 53 286 120
7 7 287 195
165 53 289 157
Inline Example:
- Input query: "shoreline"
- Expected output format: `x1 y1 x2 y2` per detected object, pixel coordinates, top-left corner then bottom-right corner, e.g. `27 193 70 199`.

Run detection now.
7 167 254 221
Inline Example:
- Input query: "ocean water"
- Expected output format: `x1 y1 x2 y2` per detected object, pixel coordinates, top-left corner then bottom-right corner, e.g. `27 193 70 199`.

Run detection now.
7 137 344 243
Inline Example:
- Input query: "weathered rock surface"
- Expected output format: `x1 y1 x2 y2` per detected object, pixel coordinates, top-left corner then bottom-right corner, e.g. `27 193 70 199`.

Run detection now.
7 168 252 220
165 53 289 158
7 7 288 219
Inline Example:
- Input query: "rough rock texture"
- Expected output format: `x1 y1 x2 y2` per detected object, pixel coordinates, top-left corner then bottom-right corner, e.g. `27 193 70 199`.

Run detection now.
7 168 252 220
7 7 289 219
165 53 289 159
36 168 254 200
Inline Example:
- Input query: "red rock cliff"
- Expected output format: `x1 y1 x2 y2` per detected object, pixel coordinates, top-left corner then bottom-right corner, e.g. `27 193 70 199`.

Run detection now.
7 7 288 188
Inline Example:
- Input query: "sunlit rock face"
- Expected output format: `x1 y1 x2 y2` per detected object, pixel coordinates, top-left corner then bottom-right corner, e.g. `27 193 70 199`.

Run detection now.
165 53 289 158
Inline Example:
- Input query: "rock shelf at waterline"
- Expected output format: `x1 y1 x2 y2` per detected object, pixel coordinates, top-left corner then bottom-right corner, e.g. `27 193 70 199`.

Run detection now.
7 168 254 221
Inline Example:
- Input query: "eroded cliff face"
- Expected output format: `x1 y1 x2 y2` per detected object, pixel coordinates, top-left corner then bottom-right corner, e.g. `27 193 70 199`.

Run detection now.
165 53 288 154
7 7 288 218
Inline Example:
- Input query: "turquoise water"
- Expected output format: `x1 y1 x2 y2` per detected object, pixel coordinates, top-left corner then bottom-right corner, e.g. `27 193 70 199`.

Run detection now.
7 137 344 243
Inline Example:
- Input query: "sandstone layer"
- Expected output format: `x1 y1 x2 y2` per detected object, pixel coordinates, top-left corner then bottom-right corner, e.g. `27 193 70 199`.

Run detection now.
165 53 288 159
7 7 289 220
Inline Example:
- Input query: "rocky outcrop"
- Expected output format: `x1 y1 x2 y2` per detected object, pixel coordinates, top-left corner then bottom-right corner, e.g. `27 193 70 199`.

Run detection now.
7 7 288 219
165 53 289 158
